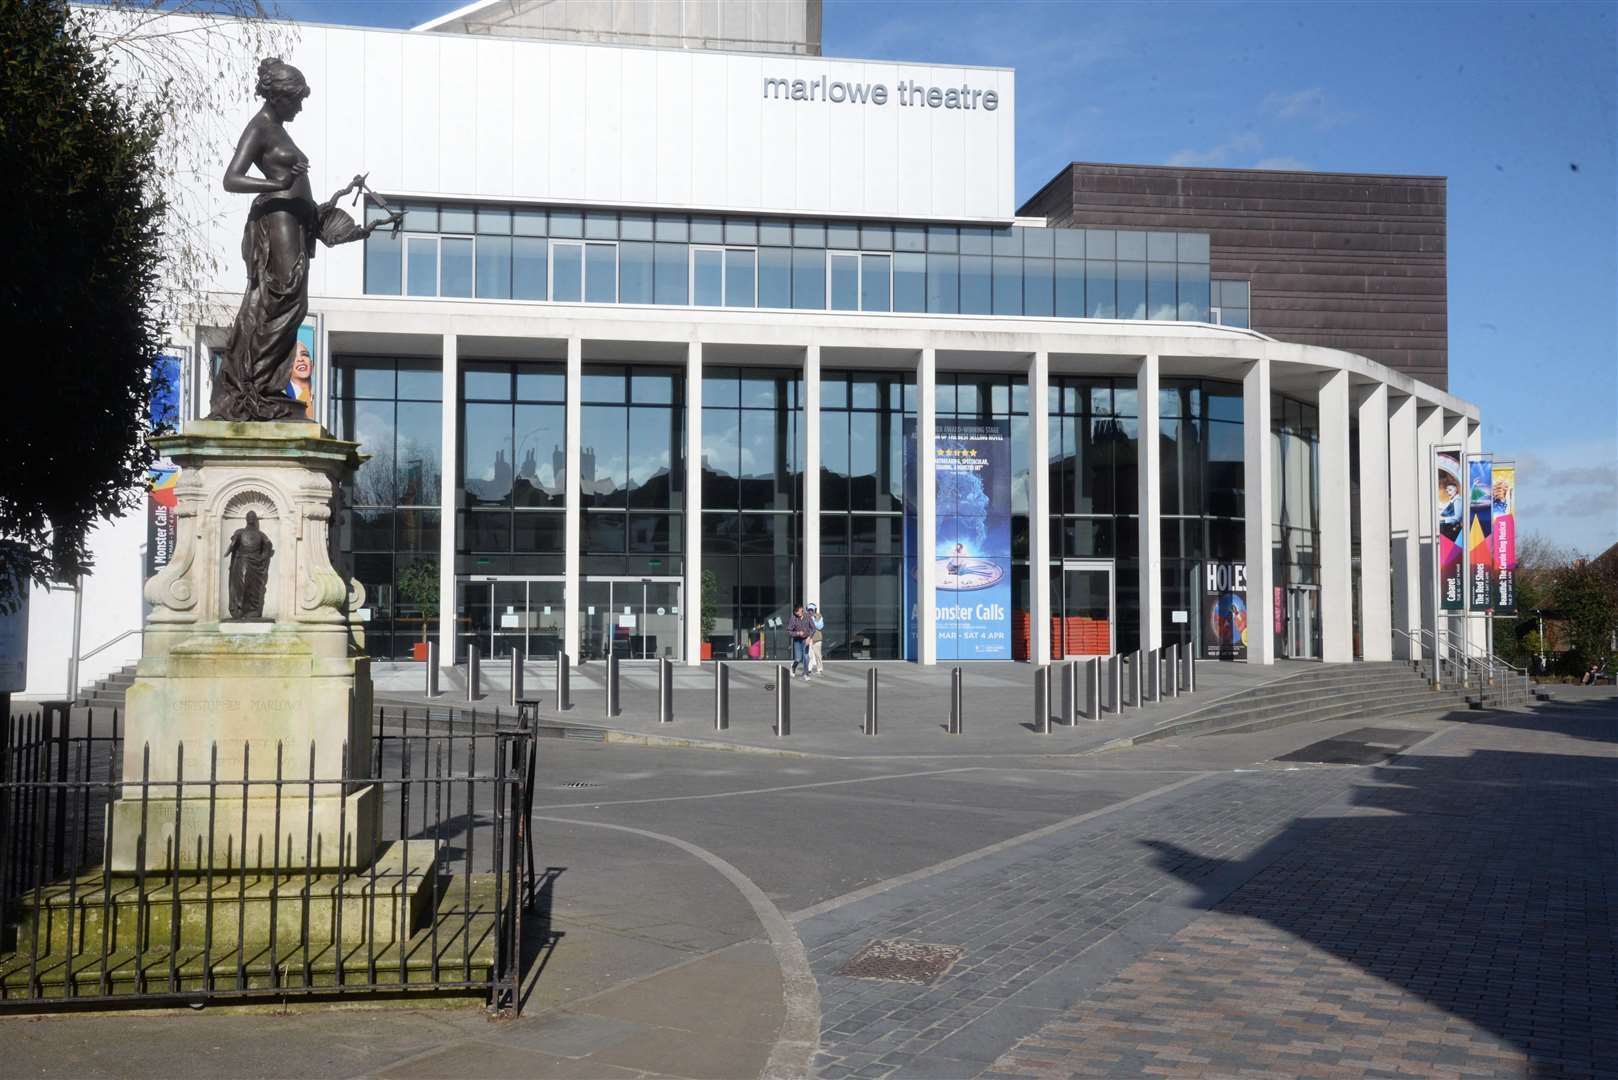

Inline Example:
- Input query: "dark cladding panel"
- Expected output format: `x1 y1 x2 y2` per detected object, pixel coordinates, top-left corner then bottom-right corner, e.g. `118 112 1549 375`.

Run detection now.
1021 163 1448 389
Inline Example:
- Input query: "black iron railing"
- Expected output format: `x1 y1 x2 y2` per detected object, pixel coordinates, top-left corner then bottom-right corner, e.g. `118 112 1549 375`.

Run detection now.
0 705 537 1013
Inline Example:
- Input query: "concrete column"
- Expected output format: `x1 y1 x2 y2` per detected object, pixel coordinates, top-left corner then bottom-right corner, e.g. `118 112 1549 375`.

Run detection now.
1416 405 1445 657
1136 354 1162 654
436 333 459 669
1242 357 1275 665
684 341 703 665
1356 383 1392 661
1028 351 1051 664
917 347 937 665
1388 393 1419 659
1318 369 1353 663
803 345 821 613
563 336 582 661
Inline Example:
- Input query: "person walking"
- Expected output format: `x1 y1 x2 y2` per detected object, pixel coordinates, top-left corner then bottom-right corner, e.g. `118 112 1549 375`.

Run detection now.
787 604 812 680
807 603 825 677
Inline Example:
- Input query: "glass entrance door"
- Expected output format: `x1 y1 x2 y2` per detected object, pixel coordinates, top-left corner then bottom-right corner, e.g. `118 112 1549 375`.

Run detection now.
581 577 684 661
1285 586 1318 659
1055 560 1115 658
457 578 566 661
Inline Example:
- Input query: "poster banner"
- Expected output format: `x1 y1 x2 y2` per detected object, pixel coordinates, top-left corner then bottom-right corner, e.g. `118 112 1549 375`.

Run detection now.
146 466 180 579
1203 561 1249 660
1467 456 1493 610
287 319 317 419
1493 463 1517 613
935 419 1012 660
1436 447 1464 611
902 417 919 660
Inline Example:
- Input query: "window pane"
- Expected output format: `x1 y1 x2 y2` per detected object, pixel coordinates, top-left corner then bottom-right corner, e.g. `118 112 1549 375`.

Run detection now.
582 369 625 402
619 213 653 240
1178 232 1210 262
1148 262 1177 319
893 252 925 312
475 235 511 299
927 225 958 253
927 253 959 313
654 214 688 242
1024 257 1053 317
618 240 653 304
654 242 687 304
365 232 402 295
827 222 859 249
584 211 616 240
401 202 437 233
1115 230 1145 260
793 220 825 247
725 218 757 245
1054 258 1082 317
1086 260 1115 318
1178 262 1210 322
463 365 509 400
1117 261 1145 320
552 242 582 302
550 210 583 238
820 409 848 511
440 205 475 233
513 208 546 236
580 405 627 507
583 510 626 553
397 361 440 400
516 367 564 401
513 237 547 300
441 237 473 297
759 219 792 246
992 255 1022 315
463 402 512 507
632 370 676 404
847 412 879 512
406 237 437 296
959 255 991 314
628 407 676 507
513 510 565 554
724 248 756 307
792 248 825 309
860 254 891 312
861 223 893 251
584 243 617 302
513 403 565 507
693 248 723 306
476 206 511 235
829 253 859 311
759 247 792 308
396 401 442 505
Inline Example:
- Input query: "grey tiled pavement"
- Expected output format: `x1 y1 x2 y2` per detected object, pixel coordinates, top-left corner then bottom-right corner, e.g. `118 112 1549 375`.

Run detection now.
801 702 1618 1079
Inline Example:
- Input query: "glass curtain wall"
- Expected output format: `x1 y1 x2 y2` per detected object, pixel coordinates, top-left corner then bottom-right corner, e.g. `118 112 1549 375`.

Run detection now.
700 368 804 661
331 357 443 660
1048 377 1140 655
459 362 568 576
820 371 916 660
1271 394 1322 658
935 373 1031 659
1159 379 1246 656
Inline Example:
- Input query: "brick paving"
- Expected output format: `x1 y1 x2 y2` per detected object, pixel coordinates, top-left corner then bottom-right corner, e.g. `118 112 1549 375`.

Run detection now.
980 707 1618 1080
804 705 1618 1079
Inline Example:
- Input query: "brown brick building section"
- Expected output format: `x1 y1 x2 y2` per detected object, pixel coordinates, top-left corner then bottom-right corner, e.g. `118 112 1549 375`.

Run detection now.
1019 163 1448 389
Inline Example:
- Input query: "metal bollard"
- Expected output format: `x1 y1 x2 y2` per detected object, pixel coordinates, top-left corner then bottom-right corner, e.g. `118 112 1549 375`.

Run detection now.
1144 647 1159 703
1084 656 1101 720
1061 660 1078 725
1165 644 1179 699
1105 654 1122 714
556 651 572 712
948 667 964 734
1035 666 1052 734
1182 646 1196 693
604 650 620 718
714 661 730 731
425 641 439 698
510 644 525 707
863 667 879 735
466 643 481 703
658 656 674 723
775 663 791 736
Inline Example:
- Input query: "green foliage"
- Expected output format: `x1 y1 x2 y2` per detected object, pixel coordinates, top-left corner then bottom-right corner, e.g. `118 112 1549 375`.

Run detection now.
1552 560 1617 673
701 568 718 639
0 0 166 609
396 560 440 644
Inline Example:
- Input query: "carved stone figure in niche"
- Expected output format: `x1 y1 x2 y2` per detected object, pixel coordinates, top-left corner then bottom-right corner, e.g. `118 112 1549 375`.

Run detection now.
210 57 403 422
226 511 275 620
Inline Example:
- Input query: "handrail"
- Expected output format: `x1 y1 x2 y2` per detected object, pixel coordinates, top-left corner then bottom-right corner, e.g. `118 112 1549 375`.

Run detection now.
79 627 143 664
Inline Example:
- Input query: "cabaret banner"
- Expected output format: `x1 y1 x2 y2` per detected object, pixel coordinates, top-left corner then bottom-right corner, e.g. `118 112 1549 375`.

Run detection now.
935 419 1013 660
1493 463 1517 613
1436 447 1465 611
1203 561 1249 661
1467 456 1493 610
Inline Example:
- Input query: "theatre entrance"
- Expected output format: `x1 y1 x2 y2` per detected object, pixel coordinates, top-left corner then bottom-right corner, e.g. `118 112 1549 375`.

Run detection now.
581 576 684 662
1053 559 1115 658
458 577 566 661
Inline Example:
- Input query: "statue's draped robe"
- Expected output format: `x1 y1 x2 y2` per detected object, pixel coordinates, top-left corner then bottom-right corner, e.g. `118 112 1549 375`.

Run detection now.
228 528 274 620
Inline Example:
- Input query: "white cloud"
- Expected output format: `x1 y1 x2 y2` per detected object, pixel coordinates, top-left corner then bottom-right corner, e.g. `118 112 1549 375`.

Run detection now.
1261 87 1356 129
1166 133 1262 167
1255 155 1312 171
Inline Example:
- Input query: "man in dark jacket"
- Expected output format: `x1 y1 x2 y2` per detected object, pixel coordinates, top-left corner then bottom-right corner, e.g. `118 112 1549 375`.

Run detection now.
787 605 812 680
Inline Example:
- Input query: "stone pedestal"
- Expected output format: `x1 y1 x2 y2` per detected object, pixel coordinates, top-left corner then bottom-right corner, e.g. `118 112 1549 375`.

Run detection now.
108 422 375 873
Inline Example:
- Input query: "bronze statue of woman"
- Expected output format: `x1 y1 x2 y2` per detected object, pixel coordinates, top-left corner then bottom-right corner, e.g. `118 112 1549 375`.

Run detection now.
211 58 401 422
226 511 274 620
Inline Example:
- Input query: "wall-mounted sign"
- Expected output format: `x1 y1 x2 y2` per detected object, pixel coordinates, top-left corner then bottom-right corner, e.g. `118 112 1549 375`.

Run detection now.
928 419 1012 661
763 76 999 111
1203 561 1248 661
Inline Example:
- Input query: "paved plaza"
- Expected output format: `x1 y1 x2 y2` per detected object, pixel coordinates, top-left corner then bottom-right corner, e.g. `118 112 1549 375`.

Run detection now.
4 686 1614 1079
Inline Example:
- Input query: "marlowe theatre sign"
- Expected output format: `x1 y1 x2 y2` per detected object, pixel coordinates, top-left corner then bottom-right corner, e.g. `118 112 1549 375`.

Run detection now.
763 75 1000 111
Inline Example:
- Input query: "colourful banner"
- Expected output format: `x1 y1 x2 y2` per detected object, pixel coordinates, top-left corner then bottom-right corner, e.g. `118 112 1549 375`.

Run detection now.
1436 448 1464 611
934 419 1013 660
146 466 179 579
1203 561 1249 660
1493 464 1517 613
287 320 317 419
1467 457 1493 610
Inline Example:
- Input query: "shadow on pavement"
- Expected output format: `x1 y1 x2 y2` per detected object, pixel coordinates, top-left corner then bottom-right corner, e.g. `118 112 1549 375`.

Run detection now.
1143 697 1618 1078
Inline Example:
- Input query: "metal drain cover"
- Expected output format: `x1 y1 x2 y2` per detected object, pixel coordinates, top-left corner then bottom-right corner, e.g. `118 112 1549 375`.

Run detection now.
834 940 963 984
561 781 602 788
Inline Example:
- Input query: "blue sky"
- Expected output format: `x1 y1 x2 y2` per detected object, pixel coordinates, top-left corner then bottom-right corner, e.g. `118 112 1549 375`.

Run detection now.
287 0 1617 555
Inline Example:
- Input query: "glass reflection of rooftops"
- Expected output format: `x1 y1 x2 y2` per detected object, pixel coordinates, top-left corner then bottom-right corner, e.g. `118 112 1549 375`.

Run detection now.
363 202 1224 324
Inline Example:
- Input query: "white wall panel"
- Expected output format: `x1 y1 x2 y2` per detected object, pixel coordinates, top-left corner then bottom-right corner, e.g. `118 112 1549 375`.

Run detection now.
689 53 729 209
925 68 967 220
725 54 764 209
438 37 479 195
475 40 515 197
861 64 900 217
584 46 623 202
511 49 550 197
790 58 831 215
363 33 404 193
548 45 588 200
654 51 693 207
619 51 659 204
300 29 337 297
399 34 441 193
